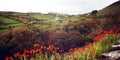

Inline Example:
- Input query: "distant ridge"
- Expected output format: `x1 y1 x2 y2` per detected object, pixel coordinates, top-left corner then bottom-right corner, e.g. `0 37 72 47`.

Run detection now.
97 0 120 16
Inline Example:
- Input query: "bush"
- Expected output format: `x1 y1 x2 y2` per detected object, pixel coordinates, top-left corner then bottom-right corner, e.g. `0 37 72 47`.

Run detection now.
45 30 93 52
0 24 49 59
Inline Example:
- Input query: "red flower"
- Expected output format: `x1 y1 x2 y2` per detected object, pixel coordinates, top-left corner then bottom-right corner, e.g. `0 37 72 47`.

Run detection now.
35 49 42 53
6 57 12 60
69 48 73 51
29 49 33 54
22 54 27 57
24 49 29 54
41 46 44 49
43 46 47 49
14 53 20 58
34 44 40 47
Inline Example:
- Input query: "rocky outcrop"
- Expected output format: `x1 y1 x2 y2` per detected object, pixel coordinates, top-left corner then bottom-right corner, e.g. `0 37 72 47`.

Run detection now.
98 39 120 60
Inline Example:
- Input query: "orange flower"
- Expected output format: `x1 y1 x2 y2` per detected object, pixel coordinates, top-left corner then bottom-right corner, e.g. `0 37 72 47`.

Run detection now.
86 44 92 50
90 50 96 55
14 53 20 58
109 30 113 34
55 47 59 51
40 46 44 49
35 49 42 53
22 54 27 57
106 40 110 43
34 44 40 47
24 49 29 54
43 46 47 49
6 57 12 60
30 49 33 54
78 48 84 54
46 47 50 50
69 48 73 51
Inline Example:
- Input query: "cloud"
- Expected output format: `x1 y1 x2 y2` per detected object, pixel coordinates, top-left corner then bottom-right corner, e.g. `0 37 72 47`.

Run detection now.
0 0 118 14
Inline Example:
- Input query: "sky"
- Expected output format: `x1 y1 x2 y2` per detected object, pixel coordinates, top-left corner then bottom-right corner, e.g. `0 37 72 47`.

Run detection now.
0 0 119 15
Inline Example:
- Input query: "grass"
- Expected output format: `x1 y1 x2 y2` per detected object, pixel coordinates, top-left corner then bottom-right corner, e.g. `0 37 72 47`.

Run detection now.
7 23 22 27
0 29 8 33
31 14 49 21
0 23 22 33
0 17 18 24
31 14 55 21
33 24 42 27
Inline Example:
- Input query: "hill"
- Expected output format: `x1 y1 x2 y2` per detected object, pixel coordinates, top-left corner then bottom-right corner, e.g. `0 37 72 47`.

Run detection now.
97 0 120 17
0 1 120 60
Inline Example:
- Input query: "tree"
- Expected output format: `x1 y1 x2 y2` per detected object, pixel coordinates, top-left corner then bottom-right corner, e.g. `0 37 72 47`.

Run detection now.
91 10 98 20
91 10 98 15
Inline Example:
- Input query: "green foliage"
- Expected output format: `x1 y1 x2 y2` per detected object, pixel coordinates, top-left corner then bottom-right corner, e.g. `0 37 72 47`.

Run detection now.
31 14 55 21
0 17 18 24
0 29 8 33
7 23 22 27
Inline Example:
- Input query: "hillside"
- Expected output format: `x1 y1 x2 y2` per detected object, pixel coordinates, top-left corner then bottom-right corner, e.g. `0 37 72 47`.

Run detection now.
0 11 70 33
0 1 120 60
97 0 120 16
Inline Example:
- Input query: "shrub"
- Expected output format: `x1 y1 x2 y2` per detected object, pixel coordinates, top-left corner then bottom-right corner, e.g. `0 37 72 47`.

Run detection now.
0 24 49 59
45 30 93 52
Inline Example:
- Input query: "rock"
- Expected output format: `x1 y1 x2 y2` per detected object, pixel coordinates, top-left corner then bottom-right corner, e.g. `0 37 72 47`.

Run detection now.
109 40 120 52
112 45 120 47
109 45 120 51
97 55 115 60
102 50 120 59
98 39 120 60
115 39 120 45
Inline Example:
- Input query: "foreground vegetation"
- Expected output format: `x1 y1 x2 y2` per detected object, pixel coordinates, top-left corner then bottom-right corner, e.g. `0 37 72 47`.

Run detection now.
5 29 120 60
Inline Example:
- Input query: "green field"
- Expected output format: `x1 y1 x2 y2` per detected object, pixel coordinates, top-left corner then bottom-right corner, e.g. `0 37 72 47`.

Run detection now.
7 23 22 27
0 17 23 33
0 17 18 23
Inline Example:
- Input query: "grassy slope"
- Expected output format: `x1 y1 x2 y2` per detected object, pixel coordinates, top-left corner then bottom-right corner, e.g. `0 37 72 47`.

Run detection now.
97 1 120 16
0 17 22 33
0 17 18 23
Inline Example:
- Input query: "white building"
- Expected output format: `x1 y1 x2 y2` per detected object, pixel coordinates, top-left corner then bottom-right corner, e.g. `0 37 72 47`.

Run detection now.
55 14 62 21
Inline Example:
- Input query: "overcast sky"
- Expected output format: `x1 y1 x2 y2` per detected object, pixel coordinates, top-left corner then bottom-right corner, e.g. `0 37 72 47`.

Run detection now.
0 0 118 14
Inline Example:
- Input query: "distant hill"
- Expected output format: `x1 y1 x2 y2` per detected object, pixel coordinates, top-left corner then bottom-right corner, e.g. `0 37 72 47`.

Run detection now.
97 0 120 17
